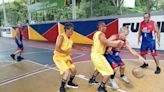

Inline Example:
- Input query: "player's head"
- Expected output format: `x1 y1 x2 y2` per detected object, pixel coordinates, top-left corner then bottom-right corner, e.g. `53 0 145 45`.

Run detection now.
64 23 74 37
97 21 107 32
119 26 129 40
144 12 150 23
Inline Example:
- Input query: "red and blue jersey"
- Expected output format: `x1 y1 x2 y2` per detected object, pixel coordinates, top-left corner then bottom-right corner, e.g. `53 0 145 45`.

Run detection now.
140 20 155 42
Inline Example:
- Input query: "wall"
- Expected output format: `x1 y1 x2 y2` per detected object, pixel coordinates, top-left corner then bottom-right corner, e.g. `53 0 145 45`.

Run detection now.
8 18 118 44
119 15 164 50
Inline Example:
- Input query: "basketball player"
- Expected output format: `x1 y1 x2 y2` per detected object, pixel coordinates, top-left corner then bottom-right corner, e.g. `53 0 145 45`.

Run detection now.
10 24 24 61
53 23 78 92
89 21 123 92
104 27 145 89
138 12 161 74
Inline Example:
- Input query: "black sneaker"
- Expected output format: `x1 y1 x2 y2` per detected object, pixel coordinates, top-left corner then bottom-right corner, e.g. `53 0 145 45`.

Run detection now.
155 67 161 74
97 85 107 92
58 87 66 92
66 82 78 88
10 54 15 60
89 78 99 85
17 56 24 62
140 63 149 68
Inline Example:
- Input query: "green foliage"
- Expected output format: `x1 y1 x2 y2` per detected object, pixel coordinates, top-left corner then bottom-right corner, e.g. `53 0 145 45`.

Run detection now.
0 0 164 26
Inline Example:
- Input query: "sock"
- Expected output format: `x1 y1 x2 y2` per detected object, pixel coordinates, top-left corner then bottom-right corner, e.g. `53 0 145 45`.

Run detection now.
120 74 125 77
91 75 96 80
61 79 67 88
68 76 75 83
111 73 116 79
100 82 105 88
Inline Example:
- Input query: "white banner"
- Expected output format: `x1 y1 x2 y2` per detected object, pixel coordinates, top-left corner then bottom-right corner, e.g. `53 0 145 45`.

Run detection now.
0 27 12 38
119 15 164 50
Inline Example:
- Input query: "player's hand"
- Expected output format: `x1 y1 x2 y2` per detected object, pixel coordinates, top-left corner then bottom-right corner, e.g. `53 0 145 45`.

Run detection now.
64 51 71 56
106 48 112 54
117 40 124 49
138 56 146 62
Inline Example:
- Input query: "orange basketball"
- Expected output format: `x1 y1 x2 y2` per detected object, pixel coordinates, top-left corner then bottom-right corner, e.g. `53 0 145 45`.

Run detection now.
132 67 144 78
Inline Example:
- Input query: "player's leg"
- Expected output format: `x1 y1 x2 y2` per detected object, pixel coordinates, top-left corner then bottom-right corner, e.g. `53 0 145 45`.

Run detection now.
67 61 79 88
96 55 113 92
140 43 149 68
150 41 161 74
53 57 71 92
104 54 119 89
89 70 99 84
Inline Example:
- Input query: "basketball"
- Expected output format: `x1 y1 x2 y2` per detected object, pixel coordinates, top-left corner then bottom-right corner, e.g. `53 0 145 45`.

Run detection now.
132 67 144 78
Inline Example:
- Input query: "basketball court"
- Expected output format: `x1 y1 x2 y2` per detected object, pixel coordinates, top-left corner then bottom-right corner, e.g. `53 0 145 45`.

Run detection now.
0 37 164 92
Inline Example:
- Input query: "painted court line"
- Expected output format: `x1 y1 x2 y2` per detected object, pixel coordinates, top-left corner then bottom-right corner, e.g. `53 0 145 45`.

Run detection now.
0 49 15 52
28 60 127 92
0 61 49 86
0 68 51 86
0 50 52 57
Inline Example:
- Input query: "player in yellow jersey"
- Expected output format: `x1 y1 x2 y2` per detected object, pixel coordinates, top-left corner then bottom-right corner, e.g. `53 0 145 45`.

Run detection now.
89 21 123 92
53 23 78 92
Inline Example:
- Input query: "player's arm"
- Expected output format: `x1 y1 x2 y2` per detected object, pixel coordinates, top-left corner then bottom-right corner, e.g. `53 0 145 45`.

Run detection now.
55 35 69 55
154 23 160 47
138 23 142 45
125 41 145 61
99 33 122 47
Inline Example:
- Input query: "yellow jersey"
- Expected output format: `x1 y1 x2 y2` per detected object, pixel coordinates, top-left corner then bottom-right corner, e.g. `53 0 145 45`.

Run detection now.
91 31 106 54
54 33 73 57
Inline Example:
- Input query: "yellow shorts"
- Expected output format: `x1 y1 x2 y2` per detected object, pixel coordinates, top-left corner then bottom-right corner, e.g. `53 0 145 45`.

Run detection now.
53 55 75 75
91 53 113 76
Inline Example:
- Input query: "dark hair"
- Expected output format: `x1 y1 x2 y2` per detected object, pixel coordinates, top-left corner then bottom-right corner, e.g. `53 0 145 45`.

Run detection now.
64 23 74 31
144 12 150 17
97 21 105 30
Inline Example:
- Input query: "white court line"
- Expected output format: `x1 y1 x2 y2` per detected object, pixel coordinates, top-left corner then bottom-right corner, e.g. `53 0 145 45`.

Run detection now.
22 50 52 55
0 60 50 85
26 60 127 92
121 50 164 56
0 49 15 52
0 50 52 57
0 68 51 86
25 45 54 51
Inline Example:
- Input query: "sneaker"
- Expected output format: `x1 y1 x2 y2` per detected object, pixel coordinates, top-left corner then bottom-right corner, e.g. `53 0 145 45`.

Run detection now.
155 67 161 74
66 82 78 88
140 63 149 68
120 76 130 83
97 85 107 92
17 56 24 62
58 87 66 92
109 79 119 90
89 78 99 85
10 54 15 60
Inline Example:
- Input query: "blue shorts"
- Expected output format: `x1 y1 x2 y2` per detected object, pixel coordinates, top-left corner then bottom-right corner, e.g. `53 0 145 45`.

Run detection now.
15 38 24 51
140 41 157 56
104 51 124 69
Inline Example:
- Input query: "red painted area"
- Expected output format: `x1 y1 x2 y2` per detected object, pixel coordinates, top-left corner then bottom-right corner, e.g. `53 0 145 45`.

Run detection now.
105 19 118 38
87 32 95 40
43 24 58 42
23 25 29 40
87 19 119 40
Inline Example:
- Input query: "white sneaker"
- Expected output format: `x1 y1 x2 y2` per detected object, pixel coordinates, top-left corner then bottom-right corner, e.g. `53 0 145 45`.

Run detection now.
109 79 119 90
120 76 130 83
